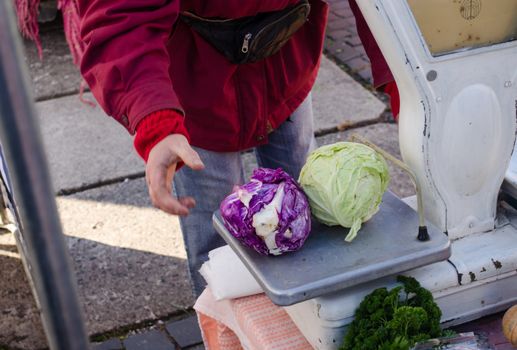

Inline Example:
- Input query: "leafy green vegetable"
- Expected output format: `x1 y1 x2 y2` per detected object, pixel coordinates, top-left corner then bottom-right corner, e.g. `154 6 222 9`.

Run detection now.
299 142 389 242
441 329 457 338
340 276 443 350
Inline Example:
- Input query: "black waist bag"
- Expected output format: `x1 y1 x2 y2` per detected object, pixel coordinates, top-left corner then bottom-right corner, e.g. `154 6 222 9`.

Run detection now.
179 0 311 64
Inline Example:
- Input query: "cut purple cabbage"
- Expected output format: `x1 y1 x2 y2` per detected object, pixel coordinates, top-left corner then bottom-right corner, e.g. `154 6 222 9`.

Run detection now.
220 168 311 256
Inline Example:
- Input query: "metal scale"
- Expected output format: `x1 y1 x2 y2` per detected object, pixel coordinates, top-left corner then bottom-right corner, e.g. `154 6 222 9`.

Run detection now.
285 0 517 348
215 0 517 348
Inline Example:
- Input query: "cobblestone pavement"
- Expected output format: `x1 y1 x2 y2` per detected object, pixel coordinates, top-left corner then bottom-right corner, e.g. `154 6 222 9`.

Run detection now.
323 0 393 119
91 314 204 350
325 0 374 84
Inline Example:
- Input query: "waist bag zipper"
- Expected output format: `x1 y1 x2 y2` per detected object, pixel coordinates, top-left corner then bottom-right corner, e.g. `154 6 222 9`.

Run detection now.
241 33 252 53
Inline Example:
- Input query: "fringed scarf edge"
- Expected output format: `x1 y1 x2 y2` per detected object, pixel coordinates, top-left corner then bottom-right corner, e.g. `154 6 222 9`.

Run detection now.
14 0 84 66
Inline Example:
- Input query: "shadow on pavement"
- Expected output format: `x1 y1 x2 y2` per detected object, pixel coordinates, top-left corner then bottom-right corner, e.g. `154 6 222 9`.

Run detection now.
0 234 193 350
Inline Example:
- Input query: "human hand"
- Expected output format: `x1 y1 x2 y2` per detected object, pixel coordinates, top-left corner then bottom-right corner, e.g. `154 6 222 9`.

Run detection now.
146 134 204 215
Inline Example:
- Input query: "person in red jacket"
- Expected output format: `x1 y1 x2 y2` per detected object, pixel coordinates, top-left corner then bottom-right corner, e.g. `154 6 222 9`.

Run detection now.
79 0 329 296
78 0 397 297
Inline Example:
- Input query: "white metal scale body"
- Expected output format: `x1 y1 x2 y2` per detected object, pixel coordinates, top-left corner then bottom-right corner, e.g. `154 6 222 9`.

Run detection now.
285 1 517 348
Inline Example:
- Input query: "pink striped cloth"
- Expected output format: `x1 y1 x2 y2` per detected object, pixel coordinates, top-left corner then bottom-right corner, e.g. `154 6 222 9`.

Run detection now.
195 289 312 350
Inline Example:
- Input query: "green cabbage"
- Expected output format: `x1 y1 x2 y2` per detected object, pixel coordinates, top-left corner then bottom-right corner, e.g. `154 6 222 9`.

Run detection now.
299 142 390 242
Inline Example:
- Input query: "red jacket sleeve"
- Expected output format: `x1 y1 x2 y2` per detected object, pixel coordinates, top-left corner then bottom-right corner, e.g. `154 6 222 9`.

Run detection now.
134 109 190 162
78 0 184 134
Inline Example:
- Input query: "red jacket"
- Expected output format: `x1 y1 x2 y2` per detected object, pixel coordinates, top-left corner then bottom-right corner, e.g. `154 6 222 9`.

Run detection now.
79 0 329 156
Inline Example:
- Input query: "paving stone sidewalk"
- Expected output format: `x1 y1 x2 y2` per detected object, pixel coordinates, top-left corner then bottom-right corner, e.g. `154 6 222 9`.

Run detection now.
91 314 204 350
325 0 375 86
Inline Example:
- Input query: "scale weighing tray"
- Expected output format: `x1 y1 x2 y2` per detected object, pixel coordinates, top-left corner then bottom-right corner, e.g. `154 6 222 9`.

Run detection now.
213 191 451 306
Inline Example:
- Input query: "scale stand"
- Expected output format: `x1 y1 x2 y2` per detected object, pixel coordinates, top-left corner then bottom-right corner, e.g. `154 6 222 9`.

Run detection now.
282 1 517 348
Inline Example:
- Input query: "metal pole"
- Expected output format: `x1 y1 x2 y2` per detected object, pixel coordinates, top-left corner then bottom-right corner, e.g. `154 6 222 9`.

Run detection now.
0 2 90 349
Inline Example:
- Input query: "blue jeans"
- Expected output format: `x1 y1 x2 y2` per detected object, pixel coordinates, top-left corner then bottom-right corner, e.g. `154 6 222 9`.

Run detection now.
174 94 316 297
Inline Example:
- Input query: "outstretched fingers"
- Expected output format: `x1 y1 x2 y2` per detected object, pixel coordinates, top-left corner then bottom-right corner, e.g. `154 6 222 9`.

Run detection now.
147 162 190 215
145 134 205 216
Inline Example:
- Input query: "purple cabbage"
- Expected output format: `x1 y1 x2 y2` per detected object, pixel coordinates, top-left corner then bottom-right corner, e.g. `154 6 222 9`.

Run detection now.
220 168 311 256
